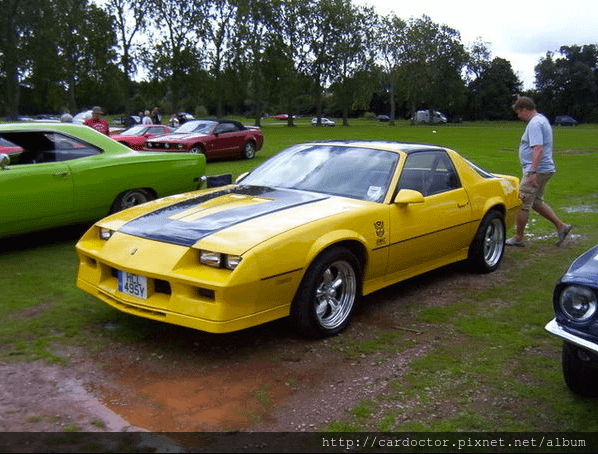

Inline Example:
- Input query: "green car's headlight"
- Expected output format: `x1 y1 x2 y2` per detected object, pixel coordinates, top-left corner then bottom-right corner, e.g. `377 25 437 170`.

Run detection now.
99 227 114 240
559 285 597 322
200 250 242 270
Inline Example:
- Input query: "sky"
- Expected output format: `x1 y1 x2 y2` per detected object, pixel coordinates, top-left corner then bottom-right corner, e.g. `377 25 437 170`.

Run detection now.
357 0 598 90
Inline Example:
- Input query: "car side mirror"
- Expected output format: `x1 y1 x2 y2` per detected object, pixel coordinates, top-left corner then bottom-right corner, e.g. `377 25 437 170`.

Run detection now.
394 189 424 205
0 153 10 170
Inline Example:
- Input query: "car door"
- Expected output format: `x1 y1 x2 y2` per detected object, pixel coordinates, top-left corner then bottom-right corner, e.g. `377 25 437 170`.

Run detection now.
385 150 474 280
210 122 245 157
0 154 73 237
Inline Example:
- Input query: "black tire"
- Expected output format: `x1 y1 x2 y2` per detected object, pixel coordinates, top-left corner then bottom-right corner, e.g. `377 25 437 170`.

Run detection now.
189 145 205 155
110 189 152 213
562 342 598 397
242 141 256 159
290 247 361 338
468 209 505 273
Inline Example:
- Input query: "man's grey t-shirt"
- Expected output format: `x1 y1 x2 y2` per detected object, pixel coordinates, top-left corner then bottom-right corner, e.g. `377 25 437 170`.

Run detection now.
519 113 555 173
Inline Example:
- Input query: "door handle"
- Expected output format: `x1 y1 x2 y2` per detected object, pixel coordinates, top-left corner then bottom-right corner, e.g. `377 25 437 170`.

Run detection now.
53 171 68 178
457 201 470 208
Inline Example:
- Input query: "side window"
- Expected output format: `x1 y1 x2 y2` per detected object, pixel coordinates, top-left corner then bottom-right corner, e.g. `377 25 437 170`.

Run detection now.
148 127 163 134
12 132 102 165
398 151 460 196
215 123 237 134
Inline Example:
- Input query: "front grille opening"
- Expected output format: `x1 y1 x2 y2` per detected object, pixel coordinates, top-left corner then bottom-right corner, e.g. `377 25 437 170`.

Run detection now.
154 279 172 295
196 287 215 300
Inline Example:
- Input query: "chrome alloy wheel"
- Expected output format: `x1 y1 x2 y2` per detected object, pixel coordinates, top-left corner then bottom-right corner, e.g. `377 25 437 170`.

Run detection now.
314 260 357 330
483 217 505 268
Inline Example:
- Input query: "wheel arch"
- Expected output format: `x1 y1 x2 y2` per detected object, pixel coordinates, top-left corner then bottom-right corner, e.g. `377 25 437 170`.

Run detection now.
189 143 206 153
109 187 157 214
304 233 368 282
482 201 506 218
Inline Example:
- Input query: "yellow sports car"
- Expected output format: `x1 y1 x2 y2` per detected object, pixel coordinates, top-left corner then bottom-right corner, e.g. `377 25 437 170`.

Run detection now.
76 141 520 338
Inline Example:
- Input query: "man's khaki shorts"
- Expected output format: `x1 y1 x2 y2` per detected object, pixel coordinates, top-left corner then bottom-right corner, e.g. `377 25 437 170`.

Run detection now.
519 172 554 211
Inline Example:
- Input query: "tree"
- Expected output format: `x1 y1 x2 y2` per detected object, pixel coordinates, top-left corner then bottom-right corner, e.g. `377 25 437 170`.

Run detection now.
268 0 312 126
143 0 209 111
466 37 491 80
375 12 407 125
231 0 276 125
105 0 149 108
400 15 467 119
0 0 37 117
329 1 376 126
205 0 237 118
468 57 521 120
56 0 120 112
535 45 598 122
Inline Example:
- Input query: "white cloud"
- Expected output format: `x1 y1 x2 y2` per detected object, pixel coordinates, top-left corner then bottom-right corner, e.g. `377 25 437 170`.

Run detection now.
357 0 598 90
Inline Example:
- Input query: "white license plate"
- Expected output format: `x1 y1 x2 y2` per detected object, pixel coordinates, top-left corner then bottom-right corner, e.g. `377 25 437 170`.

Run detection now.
118 270 147 299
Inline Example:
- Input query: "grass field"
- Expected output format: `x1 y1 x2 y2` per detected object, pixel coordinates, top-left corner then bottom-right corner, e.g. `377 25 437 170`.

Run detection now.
2 118 598 432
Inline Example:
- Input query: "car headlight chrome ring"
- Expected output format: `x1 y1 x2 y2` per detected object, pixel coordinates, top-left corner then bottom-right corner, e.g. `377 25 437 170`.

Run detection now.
559 285 597 322
99 227 114 240
200 250 242 270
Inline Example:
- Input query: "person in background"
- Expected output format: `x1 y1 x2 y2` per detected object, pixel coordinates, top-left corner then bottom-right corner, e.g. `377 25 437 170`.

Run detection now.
83 106 109 135
151 107 161 124
60 109 72 123
506 96 572 247
142 110 152 125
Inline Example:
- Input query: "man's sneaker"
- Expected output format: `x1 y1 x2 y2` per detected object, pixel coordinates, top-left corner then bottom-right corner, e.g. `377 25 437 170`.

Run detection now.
506 237 525 247
556 225 573 247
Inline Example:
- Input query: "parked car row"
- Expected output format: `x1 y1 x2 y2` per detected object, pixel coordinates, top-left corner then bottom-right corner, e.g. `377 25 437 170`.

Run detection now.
3 119 592 400
143 119 264 160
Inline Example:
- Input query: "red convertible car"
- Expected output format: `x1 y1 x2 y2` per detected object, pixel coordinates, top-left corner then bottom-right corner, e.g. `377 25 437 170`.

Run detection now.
110 124 172 150
144 119 264 160
0 137 23 154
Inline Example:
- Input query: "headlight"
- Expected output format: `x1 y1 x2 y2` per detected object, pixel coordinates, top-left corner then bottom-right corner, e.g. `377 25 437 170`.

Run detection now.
199 250 242 270
559 285 597 322
224 255 242 270
99 227 114 240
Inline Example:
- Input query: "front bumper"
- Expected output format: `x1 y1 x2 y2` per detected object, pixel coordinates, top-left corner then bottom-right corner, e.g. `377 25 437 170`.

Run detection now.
75 230 300 334
545 318 598 354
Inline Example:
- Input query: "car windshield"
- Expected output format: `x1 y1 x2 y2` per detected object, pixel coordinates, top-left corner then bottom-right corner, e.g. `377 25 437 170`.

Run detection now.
240 143 399 202
176 120 216 134
120 126 147 136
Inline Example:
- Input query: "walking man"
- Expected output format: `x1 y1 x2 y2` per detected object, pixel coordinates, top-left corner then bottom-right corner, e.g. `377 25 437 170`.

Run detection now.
506 96 572 247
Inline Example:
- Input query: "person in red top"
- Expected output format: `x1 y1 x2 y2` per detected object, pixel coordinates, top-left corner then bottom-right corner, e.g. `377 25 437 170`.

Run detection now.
83 106 110 135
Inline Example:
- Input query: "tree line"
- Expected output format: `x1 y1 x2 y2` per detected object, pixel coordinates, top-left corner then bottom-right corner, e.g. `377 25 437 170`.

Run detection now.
1 0 597 124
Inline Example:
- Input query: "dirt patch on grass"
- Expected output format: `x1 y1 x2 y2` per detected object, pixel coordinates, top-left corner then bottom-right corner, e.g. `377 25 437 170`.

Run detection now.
1 259 511 440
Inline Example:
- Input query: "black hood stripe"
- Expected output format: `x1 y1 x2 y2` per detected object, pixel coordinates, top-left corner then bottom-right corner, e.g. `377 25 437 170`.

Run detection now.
118 186 329 247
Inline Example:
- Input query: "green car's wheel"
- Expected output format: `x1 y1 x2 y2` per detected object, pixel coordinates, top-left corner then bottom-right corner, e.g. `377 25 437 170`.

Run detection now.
189 146 205 155
290 247 361 338
111 189 153 213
